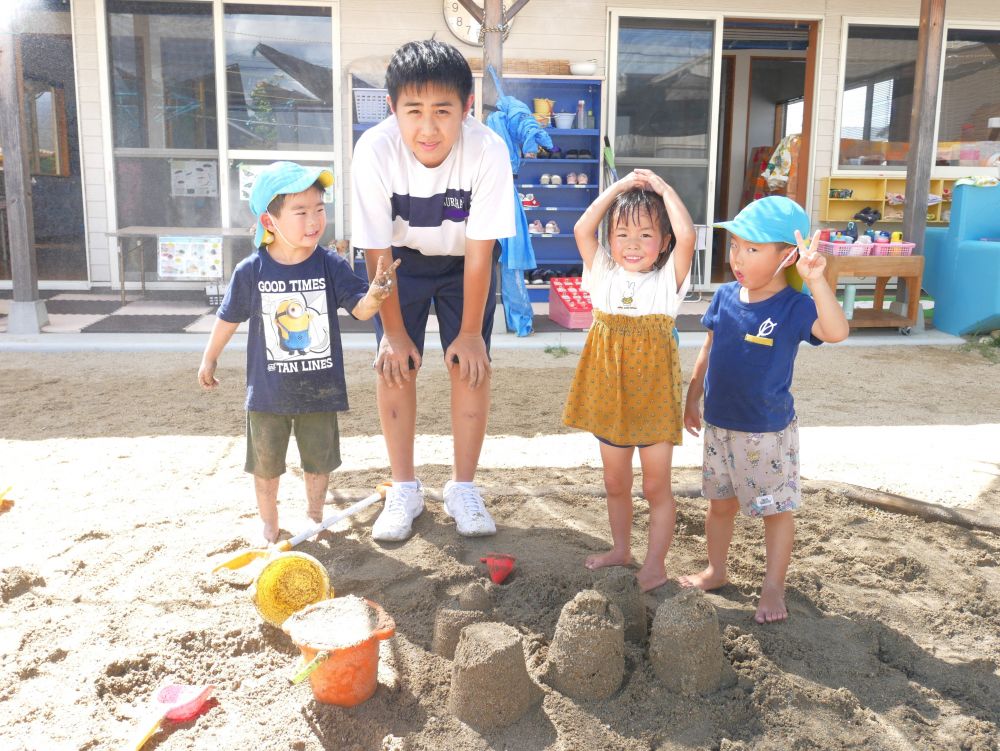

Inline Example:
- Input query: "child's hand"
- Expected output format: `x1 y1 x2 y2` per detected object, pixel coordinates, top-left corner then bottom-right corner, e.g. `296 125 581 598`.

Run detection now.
632 168 669 196
794 229 826 281
683 393 702 436
613 171 645 194
368 256 401 303
198 358 219 390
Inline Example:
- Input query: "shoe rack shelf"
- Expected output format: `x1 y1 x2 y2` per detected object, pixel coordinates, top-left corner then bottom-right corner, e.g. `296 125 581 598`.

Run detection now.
505 76 603 297
820 176 956 225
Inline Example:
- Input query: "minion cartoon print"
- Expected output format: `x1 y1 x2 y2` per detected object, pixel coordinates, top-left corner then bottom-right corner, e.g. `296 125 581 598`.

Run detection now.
258 277 334 374
274 298 313 355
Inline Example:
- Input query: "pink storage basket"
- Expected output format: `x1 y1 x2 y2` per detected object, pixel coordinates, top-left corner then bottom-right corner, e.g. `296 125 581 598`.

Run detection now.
815 240 915 257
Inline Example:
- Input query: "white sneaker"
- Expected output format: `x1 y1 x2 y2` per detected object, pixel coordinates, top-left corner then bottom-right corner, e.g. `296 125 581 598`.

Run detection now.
443 481 496 537
372 482 424 541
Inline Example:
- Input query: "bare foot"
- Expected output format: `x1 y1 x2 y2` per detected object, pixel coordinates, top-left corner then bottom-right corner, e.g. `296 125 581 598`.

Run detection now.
585 549 632 570
754 582 788 624
678 567 729 591
262 521 280 545
636 564 669 593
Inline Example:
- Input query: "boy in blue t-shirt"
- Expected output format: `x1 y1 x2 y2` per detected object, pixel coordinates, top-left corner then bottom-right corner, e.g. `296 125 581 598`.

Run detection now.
198 161 399 544
680 196 849 624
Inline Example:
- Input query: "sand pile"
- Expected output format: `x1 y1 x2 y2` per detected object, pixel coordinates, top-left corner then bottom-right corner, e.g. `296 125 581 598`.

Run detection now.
649 588 737 695
544 589 625 700
447 622 542 730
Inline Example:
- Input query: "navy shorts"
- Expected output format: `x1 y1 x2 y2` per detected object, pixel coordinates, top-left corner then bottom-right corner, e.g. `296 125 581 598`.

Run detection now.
596 435 652 449
373 244 500 358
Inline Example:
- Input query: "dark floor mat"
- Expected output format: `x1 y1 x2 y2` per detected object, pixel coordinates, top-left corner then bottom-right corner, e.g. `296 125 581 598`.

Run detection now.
45 299 123 315
80 314 201 333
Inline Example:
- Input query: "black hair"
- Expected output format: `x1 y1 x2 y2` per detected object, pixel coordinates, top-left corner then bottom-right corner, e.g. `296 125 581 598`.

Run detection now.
266 179 327 216
385 39 473 105
607 189 674 269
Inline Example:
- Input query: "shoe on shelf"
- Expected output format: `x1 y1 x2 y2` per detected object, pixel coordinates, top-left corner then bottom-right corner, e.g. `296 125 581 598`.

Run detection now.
550 174 563 185
540 174 551 185
566 173 578 185
544 220 560 234
443 481 496 537
529 219 544 234
578 149 593 159
372 481 424 541
529 269 546 284
565 149 579 159
576 173 588 185
521 193 540 207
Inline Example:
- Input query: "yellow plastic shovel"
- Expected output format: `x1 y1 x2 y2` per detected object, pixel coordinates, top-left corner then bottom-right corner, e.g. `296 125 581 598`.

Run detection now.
212 483 390 572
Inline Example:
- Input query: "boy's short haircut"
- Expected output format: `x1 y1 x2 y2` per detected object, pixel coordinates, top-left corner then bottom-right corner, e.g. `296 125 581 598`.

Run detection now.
607 189 674 268
267 179 328 216
386 39 473 105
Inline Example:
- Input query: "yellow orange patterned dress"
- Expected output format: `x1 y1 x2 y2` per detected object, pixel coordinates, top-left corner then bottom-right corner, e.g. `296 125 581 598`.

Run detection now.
562 250 688 446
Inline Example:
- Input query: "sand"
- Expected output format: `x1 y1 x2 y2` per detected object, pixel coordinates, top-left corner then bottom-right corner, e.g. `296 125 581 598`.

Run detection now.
0 345 998 750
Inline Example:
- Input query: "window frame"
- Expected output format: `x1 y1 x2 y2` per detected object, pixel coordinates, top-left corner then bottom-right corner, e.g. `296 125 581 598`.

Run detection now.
833 16 1000 178
96 0 343 291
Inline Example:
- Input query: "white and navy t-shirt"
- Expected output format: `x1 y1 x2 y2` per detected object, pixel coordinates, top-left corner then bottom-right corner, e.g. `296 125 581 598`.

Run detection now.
583 247 690 317
350 115 515 256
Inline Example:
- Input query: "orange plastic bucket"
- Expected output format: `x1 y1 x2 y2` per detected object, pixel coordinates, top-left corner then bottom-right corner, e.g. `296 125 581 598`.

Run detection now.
283 596 395 707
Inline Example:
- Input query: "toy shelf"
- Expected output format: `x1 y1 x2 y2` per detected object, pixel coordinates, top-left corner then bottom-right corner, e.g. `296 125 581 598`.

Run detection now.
821 176 955 225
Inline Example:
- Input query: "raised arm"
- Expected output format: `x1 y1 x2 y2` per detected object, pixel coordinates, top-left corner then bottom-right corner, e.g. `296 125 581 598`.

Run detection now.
573 171 643 270
352 255 401 320
636 169 696 292
793 230 850 343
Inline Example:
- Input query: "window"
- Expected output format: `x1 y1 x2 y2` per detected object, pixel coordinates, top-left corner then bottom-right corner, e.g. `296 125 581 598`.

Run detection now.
937 28 1000 169
107 1 220 230
838 25 918 169
224 4 334 151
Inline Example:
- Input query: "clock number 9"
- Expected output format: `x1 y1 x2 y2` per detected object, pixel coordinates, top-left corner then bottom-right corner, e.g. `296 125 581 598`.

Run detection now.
451 2 459 9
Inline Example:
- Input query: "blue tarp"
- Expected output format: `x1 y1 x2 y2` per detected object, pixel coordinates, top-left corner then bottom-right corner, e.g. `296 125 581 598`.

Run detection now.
485 68 553 336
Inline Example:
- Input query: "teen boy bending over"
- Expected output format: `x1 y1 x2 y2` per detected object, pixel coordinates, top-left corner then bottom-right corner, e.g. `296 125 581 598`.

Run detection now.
350 40 515 541
199 161 398 544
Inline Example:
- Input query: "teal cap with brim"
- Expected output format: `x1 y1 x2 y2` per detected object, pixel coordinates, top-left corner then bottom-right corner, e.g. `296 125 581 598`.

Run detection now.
714 195 810 291
249 161 334 248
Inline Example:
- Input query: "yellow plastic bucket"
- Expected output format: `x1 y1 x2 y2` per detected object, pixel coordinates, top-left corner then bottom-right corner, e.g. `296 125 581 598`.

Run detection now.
251 551 331 627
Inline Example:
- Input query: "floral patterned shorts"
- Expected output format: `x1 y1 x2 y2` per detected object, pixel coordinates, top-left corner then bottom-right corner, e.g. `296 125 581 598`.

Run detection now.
701 419 801 518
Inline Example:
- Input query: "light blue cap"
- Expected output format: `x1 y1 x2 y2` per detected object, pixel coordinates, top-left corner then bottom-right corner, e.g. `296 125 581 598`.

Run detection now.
715 196 810 291
715 196 809 246
249 161 333 247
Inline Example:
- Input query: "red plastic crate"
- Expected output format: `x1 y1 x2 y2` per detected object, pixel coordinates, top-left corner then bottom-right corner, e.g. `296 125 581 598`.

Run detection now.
548 276 593 330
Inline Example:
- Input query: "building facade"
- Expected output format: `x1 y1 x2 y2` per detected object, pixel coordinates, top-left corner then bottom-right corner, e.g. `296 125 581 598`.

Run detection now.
2 0 999 292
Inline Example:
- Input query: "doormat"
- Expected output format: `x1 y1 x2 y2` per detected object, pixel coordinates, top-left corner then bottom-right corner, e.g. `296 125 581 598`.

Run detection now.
80 314 202 333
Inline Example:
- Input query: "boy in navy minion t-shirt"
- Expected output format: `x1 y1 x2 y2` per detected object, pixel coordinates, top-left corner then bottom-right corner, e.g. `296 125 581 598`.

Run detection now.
198 161 399 544
679 196 849 624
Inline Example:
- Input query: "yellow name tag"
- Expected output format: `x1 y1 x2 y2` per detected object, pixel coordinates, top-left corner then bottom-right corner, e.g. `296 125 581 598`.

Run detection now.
744 334 774 346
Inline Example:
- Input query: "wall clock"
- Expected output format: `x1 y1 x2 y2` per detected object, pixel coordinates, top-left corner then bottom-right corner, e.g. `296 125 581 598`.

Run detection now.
442 0 513 47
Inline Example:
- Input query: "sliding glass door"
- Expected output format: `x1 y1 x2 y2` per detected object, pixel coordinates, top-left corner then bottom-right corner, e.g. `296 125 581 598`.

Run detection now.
608 11 723 288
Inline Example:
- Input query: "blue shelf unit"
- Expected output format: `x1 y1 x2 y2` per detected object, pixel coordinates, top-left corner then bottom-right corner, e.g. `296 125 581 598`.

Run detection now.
501 77 603 302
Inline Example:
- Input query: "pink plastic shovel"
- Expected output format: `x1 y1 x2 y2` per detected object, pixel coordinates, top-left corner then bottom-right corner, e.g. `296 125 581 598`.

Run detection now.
130 683 215 750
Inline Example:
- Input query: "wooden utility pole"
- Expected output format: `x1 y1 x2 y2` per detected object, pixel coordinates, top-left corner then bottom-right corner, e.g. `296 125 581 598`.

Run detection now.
457 0 530 114
900 0 945 312
0 14 47 333
482 0 503 111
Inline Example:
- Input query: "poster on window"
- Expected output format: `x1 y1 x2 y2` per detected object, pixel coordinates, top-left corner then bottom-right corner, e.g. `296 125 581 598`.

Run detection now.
158 236 224 279
170 160 218 197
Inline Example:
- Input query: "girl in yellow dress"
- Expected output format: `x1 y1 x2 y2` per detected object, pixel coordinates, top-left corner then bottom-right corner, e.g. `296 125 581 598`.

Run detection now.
562 169 695 591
